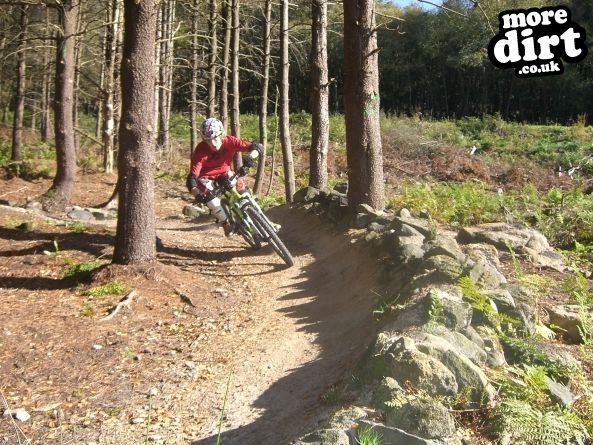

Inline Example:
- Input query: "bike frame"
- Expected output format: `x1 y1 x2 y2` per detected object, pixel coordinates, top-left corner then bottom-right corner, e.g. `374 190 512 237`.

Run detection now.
218 178 277 240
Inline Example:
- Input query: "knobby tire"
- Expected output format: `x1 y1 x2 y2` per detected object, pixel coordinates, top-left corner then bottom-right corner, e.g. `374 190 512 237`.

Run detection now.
245 206 294 267
222 199 261 250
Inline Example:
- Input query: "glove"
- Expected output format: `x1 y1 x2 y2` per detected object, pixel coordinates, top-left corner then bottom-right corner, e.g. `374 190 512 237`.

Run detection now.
196 191 214 204
250 142 264 158
242 155 255 169
242 142 263 168
217 175 233 190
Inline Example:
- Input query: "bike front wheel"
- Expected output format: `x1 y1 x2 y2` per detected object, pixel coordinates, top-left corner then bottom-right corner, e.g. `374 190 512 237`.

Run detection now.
222 199 261 250
245 206 294 267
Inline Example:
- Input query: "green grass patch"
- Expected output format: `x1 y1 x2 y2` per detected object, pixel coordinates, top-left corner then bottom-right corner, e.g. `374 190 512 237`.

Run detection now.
63 260 104 279
67 222 88 233
388 180 504 226
356 424 384 445
84 280 126 297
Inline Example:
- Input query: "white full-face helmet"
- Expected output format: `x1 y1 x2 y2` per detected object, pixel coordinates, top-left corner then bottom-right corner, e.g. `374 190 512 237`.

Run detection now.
200 118 224 151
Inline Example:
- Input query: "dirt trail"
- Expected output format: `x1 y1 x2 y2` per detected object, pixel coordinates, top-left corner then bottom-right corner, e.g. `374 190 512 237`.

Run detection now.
0 176 381 445
158 209 380 444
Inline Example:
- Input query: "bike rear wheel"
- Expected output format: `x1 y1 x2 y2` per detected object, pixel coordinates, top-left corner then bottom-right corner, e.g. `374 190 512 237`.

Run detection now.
245 206 294 267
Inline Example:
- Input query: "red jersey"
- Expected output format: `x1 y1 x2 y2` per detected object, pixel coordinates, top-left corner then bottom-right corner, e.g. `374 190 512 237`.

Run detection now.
190 135 251 179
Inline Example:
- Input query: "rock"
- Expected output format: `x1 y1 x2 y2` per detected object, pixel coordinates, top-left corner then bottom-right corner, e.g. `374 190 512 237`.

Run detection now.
371 377 403 410
358 420 461 445
424 236 466 263
327 201 349 223
399 243 427 264
25 200 43 211
484 289 515 311
387 338 459 397
293 429 350 445
399 208 412 218
464 244 502 269
67 208 93 221
428 289 473 331
333 182 348 194
386 398 456 439
182 205 208 218
91 209 114 220
522 246 567 272
548 304 592 344
368 222 387 233
400 224 426 238
545 376 577 407
504 285 538 336
525 232 550 252
422 255 464 284
3 408 30 422
457 223 549 252
383 296 432 333
328 406 367 429
414 338 495 403
0 199 16 206
391 216 434 238
415 328 487 366
293 187 321 203
354 213 374 229
473 326 506 368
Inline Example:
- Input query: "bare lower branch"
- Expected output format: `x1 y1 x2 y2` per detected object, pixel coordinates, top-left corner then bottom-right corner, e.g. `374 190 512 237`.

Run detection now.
417 0 467 17
470 1 495 35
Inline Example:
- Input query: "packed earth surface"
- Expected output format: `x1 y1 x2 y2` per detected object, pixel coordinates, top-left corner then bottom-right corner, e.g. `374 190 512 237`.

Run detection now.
0 172 382 445
0 143 587 445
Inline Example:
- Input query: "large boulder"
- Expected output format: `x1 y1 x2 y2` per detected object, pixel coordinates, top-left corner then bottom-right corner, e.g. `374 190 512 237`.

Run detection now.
548 304 593 344
415 340 496 403
293 429 350 445
457 223 541 250
387 338 459 397
414 328 488 367
385 398 456 440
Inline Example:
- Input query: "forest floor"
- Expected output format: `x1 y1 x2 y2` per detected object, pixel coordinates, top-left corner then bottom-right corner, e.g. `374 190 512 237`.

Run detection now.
0 138 583 445
0 172 383 445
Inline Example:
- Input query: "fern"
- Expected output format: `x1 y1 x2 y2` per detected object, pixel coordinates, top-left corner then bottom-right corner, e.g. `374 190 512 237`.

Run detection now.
492 399 588 445
500 334 574 382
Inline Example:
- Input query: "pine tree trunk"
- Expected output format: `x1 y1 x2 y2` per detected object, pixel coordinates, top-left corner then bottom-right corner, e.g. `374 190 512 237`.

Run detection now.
310 0 329 190
230 0 242 168
11 5 28 162
219 0 231 130
45 0 80 212
279 0 295 202
41 7 52 142
189 0 199 151
113 0 159 264
343 0 384 210
157 0 176 156
254 0 272 195
0 11 8 127
102 0 121 174
207 0 218 117
153 5 162 141
72 4 84 156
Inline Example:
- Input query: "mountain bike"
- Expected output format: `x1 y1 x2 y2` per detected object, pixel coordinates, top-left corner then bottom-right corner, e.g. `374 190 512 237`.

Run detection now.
211 168 294 267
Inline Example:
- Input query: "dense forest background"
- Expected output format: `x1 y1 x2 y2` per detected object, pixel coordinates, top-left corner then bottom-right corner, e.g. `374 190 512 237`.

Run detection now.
0 0 591 141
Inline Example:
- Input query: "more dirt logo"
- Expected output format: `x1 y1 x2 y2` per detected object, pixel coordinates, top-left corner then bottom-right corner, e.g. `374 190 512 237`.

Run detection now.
487 6 587 78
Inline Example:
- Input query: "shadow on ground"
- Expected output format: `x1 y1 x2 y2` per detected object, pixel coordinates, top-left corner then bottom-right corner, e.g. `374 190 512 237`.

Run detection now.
191 208 381 445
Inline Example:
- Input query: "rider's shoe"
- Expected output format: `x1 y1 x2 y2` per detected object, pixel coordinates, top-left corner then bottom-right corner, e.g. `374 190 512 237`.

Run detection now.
222 222 232 237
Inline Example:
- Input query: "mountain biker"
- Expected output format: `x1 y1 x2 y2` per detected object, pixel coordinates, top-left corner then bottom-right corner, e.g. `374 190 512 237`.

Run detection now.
186 117 263 236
